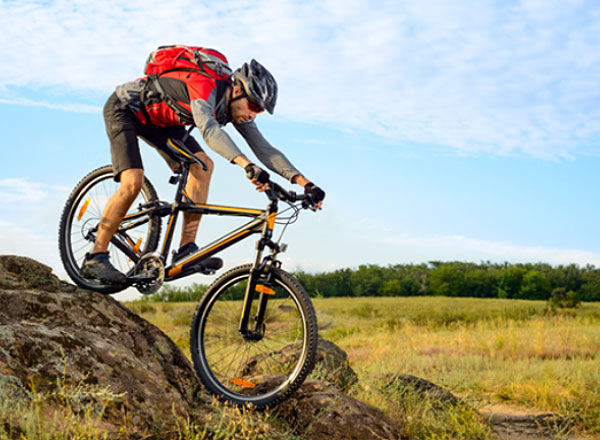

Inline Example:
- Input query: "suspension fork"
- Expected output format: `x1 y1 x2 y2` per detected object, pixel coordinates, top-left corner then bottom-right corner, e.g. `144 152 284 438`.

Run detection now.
239 251 282 337
252 256 280 334
238 238 268 337
238 206 279 337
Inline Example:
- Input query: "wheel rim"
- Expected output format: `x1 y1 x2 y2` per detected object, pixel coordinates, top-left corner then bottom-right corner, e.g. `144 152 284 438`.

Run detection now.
64 172 154 289
197 273 309 403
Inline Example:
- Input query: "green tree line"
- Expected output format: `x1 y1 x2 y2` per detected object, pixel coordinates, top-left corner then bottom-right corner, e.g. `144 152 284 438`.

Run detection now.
146 262 600 302
293 262 600 301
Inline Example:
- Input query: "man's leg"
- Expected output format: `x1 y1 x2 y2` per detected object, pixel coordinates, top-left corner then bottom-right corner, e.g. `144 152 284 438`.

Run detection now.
82 168 144 283
92 168 145 253
180 151 213 247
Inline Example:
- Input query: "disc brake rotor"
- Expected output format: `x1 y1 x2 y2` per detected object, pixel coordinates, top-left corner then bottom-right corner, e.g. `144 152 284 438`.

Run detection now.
134 253 165 295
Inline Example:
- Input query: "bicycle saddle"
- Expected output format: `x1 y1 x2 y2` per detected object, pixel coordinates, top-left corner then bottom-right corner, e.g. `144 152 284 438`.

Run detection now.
166 138 208 171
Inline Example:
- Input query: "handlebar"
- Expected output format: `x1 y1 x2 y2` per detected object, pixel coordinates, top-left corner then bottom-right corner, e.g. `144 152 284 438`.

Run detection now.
266 182 317 210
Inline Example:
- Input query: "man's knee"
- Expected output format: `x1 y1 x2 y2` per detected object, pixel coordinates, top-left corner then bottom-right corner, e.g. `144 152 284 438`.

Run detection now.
191 152 213 180
119 168 144 198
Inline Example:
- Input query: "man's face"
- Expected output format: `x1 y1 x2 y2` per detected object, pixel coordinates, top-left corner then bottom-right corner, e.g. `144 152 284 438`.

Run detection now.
230 86 263 124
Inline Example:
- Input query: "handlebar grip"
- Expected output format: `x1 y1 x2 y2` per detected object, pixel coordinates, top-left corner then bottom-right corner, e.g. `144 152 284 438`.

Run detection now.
302 195 319 211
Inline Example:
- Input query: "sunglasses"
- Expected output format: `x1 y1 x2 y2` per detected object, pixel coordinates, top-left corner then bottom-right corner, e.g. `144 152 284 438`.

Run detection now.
239 89 264 113
247 98 264 114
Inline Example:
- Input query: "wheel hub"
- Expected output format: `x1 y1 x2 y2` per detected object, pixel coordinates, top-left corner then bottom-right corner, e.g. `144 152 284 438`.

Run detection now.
242 322 266 341
80 218 99 242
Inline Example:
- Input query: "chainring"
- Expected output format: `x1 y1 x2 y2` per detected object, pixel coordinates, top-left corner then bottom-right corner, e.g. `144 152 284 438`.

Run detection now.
134 253 165 295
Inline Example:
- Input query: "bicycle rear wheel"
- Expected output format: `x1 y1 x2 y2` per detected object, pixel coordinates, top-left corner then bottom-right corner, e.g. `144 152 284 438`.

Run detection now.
190 264 318 408
58 165 161 294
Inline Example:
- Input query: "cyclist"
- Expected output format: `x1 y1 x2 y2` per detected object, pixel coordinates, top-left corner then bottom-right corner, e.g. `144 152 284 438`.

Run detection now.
82 54 325 284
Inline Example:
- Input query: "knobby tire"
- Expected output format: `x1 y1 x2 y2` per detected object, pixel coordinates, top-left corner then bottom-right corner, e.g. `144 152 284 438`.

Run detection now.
190 264 318 408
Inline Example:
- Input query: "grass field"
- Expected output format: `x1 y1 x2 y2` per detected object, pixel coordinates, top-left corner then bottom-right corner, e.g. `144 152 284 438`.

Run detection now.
127 296 600 439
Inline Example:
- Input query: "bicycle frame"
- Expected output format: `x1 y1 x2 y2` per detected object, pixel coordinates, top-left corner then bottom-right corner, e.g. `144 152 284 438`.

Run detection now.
113 158 285 337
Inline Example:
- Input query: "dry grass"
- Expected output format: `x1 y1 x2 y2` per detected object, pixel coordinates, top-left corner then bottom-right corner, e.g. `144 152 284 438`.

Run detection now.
313 297 600 437
129 296 600 437
5 297 598 438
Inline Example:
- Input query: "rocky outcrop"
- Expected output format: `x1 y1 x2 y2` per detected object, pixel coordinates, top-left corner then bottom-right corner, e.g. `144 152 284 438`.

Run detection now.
312 339 359 391
243 338 358 392
0 255 79 292
276 379 400 440
0 256 399 439
486 412 567 440
377 373 461 407
0 256 207 436
3 255 566 440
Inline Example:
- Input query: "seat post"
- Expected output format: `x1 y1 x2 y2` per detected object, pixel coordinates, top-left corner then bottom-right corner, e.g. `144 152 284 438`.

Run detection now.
174 163 190 203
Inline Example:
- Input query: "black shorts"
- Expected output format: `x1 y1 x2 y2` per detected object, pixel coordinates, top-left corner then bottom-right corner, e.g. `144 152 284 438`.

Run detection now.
103 92 204 181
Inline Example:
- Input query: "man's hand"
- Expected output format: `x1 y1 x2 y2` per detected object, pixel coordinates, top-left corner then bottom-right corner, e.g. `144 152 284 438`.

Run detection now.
304 183 325 209
245 163 270 192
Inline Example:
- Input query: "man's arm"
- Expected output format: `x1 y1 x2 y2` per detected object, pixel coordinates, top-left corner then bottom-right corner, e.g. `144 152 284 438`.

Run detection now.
234 121 325 208
234 121 301 182
191 99 244 161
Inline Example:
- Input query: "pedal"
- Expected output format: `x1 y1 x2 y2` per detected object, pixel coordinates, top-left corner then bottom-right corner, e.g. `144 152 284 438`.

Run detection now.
188 257 222 275
200 257 223 271
197 267 217 275
127 273 155 283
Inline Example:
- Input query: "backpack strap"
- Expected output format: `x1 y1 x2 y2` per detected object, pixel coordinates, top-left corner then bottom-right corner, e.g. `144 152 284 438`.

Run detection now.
192 50 233 78
139 78 153 125
151 75 195 125
139 74 195 125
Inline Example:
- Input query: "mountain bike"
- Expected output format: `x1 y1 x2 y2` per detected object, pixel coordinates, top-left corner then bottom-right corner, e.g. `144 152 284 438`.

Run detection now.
58 138 319 408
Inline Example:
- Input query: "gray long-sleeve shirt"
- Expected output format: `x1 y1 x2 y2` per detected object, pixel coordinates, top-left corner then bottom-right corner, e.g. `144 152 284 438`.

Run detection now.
117 73 301 182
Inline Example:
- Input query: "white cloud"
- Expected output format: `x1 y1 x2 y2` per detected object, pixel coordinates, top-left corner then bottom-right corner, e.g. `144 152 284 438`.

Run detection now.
0 178 48 203
0 178 70 281
0 178 69 204
379 232 600 267
0 220 62 276
0 0 599 158
0 97 100 113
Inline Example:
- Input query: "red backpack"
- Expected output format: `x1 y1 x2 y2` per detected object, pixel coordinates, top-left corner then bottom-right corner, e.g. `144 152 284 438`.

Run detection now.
140 45 233 125
144 45 232 79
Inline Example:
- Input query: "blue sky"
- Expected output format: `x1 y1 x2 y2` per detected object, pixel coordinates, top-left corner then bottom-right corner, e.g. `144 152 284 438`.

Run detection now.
1 0 599 300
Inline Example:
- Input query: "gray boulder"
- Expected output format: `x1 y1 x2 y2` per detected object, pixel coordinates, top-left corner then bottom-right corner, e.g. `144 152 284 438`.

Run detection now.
0 255 79 292
377 373 461 407
0 256 206 436
312 339 359 391
0 256 403 439
275 379 400 440
242 338 358 392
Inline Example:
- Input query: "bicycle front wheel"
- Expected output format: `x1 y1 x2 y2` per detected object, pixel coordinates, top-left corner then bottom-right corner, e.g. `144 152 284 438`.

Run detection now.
58 165 161 294
190 264 318 408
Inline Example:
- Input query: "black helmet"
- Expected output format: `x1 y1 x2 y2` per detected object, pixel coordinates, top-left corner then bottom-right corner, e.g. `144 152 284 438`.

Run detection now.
233 59 278 114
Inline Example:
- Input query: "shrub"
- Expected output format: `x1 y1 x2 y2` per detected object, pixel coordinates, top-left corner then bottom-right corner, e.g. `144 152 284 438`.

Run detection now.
548 287 581 309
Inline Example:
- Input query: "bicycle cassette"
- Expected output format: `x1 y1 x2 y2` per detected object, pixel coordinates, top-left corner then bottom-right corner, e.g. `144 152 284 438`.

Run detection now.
133 253 165 295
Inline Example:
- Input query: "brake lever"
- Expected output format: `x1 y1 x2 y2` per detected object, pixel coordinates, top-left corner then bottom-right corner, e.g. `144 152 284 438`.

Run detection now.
302 200 318 212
